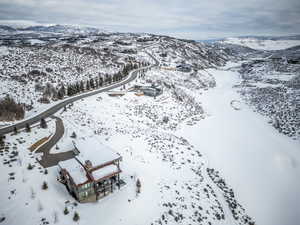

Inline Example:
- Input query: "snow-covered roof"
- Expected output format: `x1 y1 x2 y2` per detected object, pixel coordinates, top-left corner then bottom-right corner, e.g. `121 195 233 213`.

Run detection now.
58 158 88 185
92 164 119 181
74 137 121 168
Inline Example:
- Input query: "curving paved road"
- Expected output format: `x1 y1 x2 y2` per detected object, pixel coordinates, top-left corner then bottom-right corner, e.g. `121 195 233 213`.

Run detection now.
0 50 159 136
35 116 76 168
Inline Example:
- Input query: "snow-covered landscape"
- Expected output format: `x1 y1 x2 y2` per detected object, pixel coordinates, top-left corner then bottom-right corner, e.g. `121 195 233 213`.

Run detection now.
221 36 300 51
0 23 299 225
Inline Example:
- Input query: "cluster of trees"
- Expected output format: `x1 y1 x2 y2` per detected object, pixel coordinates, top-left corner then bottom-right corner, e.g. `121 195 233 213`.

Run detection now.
38 82 58 103
12 117 47 134
0 95 25 121
64 62 139 97
0 61 149 122
37 61 148 103
0 61 147 122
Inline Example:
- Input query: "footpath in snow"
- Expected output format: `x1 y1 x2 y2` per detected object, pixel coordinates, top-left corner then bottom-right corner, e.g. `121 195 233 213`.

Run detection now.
179 63 300 225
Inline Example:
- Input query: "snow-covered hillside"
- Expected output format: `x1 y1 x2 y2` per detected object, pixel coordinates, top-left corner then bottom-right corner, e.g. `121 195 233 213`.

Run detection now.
222 37 300 50
0 28 230 124
0 65 257 225
0 25 300 225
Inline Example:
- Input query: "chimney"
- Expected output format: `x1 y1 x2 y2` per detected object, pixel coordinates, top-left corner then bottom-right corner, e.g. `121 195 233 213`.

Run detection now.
85 160 93 169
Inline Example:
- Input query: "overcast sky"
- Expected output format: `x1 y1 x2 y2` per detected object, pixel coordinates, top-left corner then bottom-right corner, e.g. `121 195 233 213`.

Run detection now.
0 0 299 39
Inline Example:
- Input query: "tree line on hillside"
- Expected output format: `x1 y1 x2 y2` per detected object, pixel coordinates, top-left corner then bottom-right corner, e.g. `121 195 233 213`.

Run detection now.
40 62 144 100
0 61 150 122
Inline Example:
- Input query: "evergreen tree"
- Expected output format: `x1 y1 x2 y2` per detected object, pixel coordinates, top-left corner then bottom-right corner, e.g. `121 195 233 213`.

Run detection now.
104 74 109 84
27 163 34 170
0 135 5 146
72 84 76 95
73 212 80 222
80 80 85 92
67 85 72 96
61 84 66 96
25 123 31 132
13 126 18 134
57 84 65 99
99 77 103 87
57 89 64 99
42 181 48 190
90 78 95 89
107 75 112 84
52 88 58 100
70 131 77 138
75 82 80 93
63 207 69 215
86 80 90 91
40 118 47 129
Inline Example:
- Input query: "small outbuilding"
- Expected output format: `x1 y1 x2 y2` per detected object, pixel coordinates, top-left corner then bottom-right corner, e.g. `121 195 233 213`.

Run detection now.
107 91 126 97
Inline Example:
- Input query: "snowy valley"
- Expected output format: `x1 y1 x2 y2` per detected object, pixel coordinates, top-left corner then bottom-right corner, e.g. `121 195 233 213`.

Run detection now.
0 26 299 225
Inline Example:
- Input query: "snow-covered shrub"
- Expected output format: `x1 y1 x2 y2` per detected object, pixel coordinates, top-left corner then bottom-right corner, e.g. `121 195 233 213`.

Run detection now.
42 181 48 190
63 207 69 215
70 132 77 138
27 163 34 170
73 212 80 222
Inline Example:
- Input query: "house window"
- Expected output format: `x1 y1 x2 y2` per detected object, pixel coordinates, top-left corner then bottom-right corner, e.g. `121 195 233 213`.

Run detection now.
80 183 91 190
79 191 89 199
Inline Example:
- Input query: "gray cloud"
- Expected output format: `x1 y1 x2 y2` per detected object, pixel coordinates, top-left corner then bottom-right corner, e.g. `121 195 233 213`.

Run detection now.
0 0 299 39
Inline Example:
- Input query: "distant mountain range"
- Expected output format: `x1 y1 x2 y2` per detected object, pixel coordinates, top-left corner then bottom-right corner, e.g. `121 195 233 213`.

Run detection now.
199 35 300 43
0 24 107 35
1 23 300 48
198 35 300 51
232 35 300 41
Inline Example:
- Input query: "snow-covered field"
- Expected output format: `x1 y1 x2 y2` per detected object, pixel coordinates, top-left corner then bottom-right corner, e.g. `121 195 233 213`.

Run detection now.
0 65 255 225
1 27 300 225
2 61 300 225
180 63 300 225
222 37 300 50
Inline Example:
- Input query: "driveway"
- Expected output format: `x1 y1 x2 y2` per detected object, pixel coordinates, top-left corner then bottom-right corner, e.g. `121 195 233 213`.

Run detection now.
36 116 75 168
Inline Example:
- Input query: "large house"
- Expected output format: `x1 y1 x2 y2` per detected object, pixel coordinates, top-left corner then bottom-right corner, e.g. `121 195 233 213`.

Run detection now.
176 64 192 72
58 137 122 203
131 84 163 97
